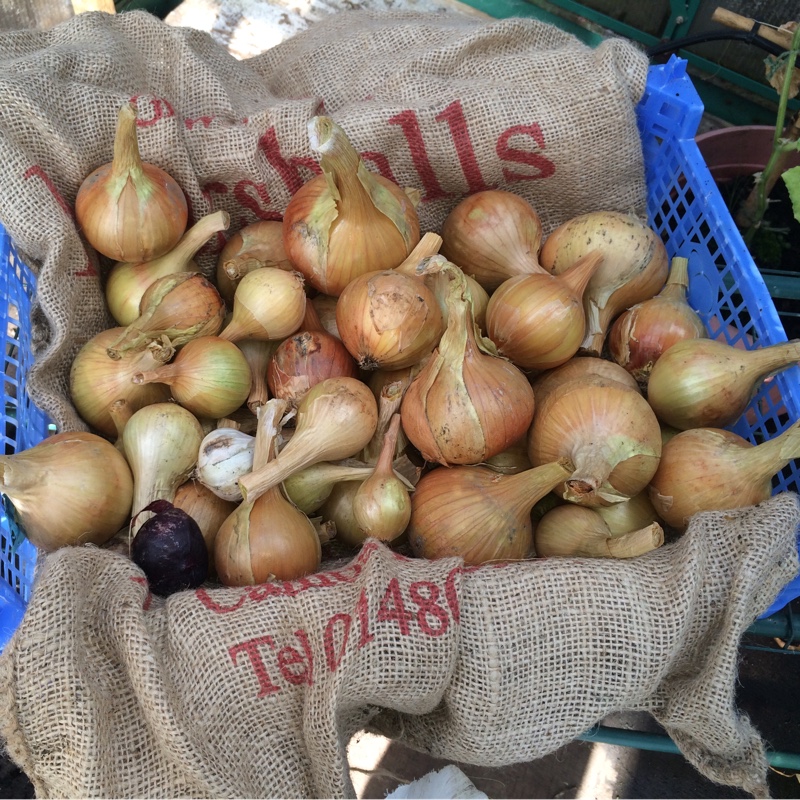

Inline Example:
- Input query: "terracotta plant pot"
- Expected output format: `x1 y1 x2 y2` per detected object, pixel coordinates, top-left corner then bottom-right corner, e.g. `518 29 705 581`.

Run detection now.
695 125 800 181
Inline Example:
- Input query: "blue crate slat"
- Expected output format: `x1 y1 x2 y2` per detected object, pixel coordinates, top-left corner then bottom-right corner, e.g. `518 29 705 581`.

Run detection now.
0 56 798 650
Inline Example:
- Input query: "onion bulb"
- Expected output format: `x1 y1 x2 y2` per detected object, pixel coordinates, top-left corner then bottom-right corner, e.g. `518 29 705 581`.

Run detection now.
0 432 133 552
215 399 321 585
69 328 173 437
219 267 306 344
310 294 341 339
173 480 237 569
649 420 800 528
123 402 205 534
267 329 359 405
133 335 252 420
336 269 444 370
594 491 662 536
75 103 188 262
534 504 663 558
646 337 800 430
351 415 411 543
540 211 669 356
440 190 546 292
238 376 378 501
400 258 535 465
106 210 229 326
485 250 603 370
107 272 225 358
608 256 707 388
283 461 374 515
528 376 662 506
283 116 420 296
408 458 573 564
216 220 293 305
530 356 640 413
319 479 364 548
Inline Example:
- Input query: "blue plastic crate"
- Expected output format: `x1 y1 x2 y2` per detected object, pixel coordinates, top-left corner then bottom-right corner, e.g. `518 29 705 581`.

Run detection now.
0 227 52 651
0 56 798 650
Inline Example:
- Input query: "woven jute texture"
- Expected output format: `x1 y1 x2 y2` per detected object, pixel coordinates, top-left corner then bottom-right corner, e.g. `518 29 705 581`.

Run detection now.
0 9 648 433
0 494 798 798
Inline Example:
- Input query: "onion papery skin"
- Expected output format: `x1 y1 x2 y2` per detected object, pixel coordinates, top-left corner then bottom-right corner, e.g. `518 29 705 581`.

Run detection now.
219 267 307 344
268 330 359 406
282 116 420 296
214 400 321 585
173 480 237 569
133 336 252 420
485 251 602 371
540 211 669 357
408 459 572 564
648 421 800 528
440 190 546 292
646 338 800 430
530 357 641 413
0 432 133 552
400 263 535 466
607 256 707 388
237 376 379 500
534 504 663 558
216 220 293 305
75 103 188 263
69 327 173 437
215 492 321 585
106 210 230 326
527 379 662 506
336 270 444 370
108 273 226 358
594 491 662 536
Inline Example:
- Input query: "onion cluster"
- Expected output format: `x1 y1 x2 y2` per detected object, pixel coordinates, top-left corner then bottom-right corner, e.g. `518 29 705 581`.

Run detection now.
6 110 793 600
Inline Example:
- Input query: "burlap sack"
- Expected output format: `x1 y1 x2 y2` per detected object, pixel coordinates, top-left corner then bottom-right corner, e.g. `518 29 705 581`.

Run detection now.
1 494 798 798
0 8 648 433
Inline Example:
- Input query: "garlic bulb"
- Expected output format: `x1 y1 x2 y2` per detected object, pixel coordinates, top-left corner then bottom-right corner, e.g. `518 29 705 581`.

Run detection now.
195 427 255 502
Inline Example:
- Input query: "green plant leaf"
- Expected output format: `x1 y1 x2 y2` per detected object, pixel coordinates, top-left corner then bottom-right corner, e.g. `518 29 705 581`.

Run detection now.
782 166 800 224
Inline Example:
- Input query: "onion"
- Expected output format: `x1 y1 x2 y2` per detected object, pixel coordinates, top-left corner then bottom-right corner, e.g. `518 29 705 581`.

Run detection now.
608 256 707 388
75 103 188 263
107 272 225 359
123 402 205 534
483 437 532 475
319 480 364 548
283 116 420 296
238 376 379 501
400 259 535 465
173 480 238 569
540 211 669 356
351 415 411 543
310 294 341 339
283 461 374 515
485 250 603 370
215 399 321 585
216 220 293 305
408 458 573 564
646 337 800 430
336 269 444 370
361 377 408 464
132 335 252 420
267 329 359 405
594 491 662 536
106 210 229 326
0 431 133 552
530 357 641 411
131 500 208 596
527 376 662 506
440 190 546 292
69 328 173 437
219 267 306 344
649 420 800 528
534 504 663 558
